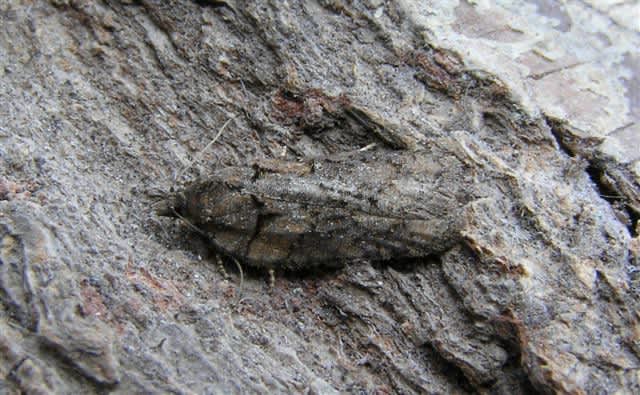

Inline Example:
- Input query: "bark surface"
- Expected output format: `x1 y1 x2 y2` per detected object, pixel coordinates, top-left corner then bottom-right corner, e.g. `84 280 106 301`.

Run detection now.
1 1 638 394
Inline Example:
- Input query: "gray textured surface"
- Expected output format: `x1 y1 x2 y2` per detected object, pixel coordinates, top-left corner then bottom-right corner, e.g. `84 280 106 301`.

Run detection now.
1 1 638 394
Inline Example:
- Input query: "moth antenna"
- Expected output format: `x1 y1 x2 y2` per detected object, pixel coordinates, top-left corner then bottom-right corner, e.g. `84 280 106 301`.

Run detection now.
171 208 208 238
174 117 234 182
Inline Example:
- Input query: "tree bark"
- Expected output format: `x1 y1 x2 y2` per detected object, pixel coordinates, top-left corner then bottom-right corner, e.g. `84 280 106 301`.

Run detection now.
1 1 638 393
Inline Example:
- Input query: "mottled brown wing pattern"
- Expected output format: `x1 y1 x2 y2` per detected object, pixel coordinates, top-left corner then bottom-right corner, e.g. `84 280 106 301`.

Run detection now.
161 146 480 270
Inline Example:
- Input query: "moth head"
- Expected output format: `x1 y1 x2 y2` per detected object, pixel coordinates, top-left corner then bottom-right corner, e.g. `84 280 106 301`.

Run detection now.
155 188 187 218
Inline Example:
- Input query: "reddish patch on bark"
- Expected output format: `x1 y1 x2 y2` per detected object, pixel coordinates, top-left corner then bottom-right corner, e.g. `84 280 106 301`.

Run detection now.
79 280 109 319
271 88 351 130
408 49 463 99
221 281 236 300
125 260 185 312
272 90 305 121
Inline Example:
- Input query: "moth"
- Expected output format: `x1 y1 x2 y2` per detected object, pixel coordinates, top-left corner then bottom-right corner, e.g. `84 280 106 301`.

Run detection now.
158 141 482 270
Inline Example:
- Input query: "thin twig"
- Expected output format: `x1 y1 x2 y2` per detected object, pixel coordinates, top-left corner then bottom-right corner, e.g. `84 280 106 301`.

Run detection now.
359 142 377 151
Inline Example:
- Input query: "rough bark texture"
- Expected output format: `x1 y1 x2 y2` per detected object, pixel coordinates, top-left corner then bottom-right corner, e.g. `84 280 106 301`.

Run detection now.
1 1 638 394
